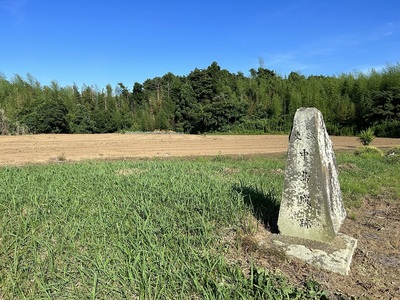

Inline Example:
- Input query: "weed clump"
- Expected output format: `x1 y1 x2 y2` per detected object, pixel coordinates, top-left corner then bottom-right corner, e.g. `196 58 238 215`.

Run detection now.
354 146 383 157
358 127 375 146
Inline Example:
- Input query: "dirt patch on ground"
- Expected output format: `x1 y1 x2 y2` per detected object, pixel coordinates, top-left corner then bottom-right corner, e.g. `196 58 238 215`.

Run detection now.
0 133 398 166
1 133 399 299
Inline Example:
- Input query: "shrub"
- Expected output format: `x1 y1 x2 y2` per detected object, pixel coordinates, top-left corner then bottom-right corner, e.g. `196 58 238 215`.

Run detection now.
358 128 375 145
354 146 383 157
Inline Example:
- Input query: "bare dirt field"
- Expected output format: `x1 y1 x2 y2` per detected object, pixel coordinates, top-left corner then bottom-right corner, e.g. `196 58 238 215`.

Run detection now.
1 133 399 166
1 133 399 299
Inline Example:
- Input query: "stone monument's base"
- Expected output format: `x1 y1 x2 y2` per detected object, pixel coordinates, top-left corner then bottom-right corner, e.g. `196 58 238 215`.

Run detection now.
271 233 357 275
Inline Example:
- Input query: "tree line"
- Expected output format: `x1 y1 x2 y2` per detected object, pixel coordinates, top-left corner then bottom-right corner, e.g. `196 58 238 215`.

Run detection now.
0 62 399 137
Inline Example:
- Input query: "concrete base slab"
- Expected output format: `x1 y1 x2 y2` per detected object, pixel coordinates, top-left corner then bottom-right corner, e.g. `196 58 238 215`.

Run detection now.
271 233 357 275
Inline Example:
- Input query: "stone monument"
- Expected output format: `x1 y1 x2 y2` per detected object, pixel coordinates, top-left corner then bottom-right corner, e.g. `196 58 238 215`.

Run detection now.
272 107 357 275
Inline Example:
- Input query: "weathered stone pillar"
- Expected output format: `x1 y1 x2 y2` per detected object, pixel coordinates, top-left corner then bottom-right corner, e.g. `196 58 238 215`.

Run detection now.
278 107 346 242
273 107 357 275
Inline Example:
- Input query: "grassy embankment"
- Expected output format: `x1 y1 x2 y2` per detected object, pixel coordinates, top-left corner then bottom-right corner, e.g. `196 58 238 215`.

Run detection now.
0 148 399 299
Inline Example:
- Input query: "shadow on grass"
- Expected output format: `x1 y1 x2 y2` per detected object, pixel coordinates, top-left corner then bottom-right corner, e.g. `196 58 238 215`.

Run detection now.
234 182 281 234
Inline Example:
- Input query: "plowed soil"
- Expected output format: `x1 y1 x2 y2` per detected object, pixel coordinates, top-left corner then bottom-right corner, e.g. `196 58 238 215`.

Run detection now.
0 133 398 166
1 133 399 299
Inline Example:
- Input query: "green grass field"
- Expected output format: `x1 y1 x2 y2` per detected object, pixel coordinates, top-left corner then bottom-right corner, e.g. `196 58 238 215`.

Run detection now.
0 151 399 299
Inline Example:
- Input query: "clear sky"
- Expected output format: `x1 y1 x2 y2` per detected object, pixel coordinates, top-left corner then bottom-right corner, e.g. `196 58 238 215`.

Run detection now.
1 0 399 89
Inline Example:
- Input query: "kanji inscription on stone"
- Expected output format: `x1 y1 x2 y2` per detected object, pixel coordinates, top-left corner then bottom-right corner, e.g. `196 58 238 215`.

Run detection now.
277 107 346 243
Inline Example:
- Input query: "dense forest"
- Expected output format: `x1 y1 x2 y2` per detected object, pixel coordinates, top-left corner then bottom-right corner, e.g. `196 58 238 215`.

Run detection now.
0 62 399 137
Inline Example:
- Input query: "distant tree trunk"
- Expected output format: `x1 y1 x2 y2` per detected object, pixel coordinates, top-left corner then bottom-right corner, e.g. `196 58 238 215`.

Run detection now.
0 109 9 135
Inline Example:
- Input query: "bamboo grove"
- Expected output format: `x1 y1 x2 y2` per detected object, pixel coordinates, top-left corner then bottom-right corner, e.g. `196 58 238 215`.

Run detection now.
0 62 399 137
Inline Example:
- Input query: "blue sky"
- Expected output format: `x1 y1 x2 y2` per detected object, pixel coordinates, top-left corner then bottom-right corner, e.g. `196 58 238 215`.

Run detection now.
1 0 399 89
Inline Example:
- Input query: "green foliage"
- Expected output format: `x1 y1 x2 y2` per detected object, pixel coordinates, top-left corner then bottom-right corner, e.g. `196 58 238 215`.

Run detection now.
305 279 330 299
1 63 400 135
373 120 400 138
1 154 399 297
21 99 70 133
68 104 95 133
90 109 125 133
0 156 330 299
358 127 375 145
354 145 383 157
0 108 29 135
338 152 400 207
229 118 271 134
